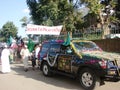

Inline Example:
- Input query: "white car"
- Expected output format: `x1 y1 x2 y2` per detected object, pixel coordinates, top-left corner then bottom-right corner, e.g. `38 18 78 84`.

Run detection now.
106 34 120 38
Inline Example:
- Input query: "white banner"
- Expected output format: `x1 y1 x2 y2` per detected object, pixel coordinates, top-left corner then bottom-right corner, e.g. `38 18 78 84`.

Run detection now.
26 24 63 35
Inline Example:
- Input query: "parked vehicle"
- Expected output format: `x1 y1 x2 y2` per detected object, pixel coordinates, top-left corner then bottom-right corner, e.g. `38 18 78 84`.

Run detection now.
39 39 120 90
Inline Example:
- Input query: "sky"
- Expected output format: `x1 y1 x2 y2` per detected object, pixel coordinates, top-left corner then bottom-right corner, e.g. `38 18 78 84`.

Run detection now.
0 0 30 38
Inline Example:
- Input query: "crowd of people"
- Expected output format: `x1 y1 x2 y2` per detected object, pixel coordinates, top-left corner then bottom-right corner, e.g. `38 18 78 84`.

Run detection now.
0 43 41 73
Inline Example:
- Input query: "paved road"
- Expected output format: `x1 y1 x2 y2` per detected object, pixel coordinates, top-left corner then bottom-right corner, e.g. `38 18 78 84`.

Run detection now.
0 63 120 90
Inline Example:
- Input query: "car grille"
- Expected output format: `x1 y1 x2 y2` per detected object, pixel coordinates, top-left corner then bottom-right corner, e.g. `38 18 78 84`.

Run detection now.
114 59 120 76
107 60 120 76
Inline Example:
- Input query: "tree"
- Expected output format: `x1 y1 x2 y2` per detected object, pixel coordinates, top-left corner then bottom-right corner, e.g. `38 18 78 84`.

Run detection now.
20 16 41 43
26 0 83 36
0 21 18 42
20 16 31 37
116 0 120 20
80 0 119 38
26 0 120 40
20 16 30 27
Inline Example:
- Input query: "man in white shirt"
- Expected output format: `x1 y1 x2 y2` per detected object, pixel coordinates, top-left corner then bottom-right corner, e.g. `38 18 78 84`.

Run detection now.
20 45 30 72
1 45 11 73
35 44 41 68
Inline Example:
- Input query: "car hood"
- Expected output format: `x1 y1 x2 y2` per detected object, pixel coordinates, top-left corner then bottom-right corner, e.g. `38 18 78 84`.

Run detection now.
82 51 120 60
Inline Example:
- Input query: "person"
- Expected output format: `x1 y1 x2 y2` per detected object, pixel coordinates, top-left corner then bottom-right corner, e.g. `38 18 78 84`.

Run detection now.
31 51 36 70
20 45 30 72
0 47 3 64
9 47 14 64
35 44 41 68
1 45 11 73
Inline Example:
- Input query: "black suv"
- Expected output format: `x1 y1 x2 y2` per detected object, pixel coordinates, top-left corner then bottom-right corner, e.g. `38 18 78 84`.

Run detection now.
39 39 120 90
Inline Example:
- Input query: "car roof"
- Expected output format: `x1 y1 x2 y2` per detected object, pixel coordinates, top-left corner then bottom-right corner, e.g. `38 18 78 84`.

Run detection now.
42 40 64 45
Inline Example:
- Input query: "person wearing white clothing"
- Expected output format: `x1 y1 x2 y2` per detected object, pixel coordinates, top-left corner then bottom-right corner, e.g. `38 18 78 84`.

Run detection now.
35 44 41 68
35 44 40 59
20 45 30 72
1 45 11 73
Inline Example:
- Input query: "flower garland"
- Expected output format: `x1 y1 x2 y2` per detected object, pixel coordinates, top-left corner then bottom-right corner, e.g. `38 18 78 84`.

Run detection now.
70 43 82 58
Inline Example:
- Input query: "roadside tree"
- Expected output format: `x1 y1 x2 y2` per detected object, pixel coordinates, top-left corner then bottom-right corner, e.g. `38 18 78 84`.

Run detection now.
26 0 83 39
0 21 18 42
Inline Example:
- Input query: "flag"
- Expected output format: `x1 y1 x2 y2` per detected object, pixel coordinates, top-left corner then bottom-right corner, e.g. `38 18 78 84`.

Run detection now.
27 39 35 52
7 36 13 46
63 32 71 46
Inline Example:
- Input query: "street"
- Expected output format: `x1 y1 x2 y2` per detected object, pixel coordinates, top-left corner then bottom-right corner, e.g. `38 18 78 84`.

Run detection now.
0 63 120 90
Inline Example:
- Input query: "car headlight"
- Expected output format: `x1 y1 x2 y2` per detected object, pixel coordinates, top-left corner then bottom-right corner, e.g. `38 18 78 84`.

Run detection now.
98 59 107 69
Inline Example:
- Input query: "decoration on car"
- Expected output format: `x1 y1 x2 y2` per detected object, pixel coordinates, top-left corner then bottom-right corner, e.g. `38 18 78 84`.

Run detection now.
58 55 72 72
82 51 120 60
71 43 82 58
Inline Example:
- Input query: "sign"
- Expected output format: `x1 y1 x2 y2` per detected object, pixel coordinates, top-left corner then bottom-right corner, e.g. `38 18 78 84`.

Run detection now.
26 24 63 35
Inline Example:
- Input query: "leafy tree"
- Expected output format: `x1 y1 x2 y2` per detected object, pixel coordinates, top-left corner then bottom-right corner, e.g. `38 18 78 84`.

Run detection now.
26 0 120 40
0 21 18 42
80 0 119 38
20 16 31 38
20 16 30 27
26 0 83 35
115 0 120 21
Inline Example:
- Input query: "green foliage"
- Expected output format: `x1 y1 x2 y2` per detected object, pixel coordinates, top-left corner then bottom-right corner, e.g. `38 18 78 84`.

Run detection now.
80 0 119 23
0 21 18 42
20 16 28 27
26 0 120 40
80 0 102 15
79 0 120 39
109 16 119 23
26 0 83 32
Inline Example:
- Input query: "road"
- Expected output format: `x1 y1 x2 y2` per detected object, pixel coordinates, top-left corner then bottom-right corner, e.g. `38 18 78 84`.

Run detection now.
0 63 120 90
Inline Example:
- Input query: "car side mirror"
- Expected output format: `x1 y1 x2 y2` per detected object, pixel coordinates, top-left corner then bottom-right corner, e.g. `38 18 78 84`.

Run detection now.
66 49 72 54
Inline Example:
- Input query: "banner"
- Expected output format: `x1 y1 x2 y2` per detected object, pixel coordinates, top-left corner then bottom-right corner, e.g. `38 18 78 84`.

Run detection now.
26 24 63 35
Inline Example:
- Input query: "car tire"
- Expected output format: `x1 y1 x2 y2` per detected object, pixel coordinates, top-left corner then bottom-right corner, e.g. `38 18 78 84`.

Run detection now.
42 62 52 76
79 68 100 90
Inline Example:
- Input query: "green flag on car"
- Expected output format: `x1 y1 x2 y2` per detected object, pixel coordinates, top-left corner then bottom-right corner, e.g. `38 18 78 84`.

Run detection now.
63 32 71 46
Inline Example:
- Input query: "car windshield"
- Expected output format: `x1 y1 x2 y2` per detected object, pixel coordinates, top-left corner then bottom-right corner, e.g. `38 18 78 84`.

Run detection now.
73 41 101 51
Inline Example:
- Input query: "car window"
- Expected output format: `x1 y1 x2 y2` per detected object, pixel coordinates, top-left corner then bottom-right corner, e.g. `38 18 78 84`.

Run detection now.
49 44 61 53
73 41 101 51
41 42 50 52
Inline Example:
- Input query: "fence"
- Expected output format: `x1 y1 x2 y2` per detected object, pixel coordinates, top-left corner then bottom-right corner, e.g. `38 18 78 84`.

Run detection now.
72 29 103 40
93 38 120 53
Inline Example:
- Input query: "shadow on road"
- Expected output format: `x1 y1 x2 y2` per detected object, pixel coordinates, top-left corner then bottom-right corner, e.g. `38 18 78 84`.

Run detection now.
11 63 84 90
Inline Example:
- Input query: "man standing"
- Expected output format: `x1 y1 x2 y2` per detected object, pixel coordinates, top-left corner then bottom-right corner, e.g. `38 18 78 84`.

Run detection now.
20 45 30 72
1 45 11 73
35 44 40 68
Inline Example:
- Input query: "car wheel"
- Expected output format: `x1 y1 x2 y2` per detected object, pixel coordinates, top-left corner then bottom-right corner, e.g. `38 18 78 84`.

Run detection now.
79 68 100 90
42 62 52 76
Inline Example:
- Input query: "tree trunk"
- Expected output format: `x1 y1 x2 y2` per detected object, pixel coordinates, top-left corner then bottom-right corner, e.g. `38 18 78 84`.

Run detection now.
99 12 110 39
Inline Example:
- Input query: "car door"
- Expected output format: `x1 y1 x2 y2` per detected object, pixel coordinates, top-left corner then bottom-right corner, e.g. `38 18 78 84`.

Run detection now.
57 45 73 72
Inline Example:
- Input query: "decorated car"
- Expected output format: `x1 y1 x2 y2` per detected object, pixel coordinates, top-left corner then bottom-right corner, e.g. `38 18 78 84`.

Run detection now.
39 39 120 90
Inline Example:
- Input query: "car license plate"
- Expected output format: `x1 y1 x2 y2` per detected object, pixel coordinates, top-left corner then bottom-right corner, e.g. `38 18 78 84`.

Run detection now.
108 71 116 75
